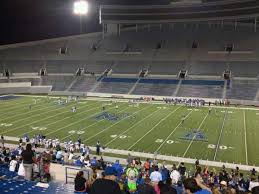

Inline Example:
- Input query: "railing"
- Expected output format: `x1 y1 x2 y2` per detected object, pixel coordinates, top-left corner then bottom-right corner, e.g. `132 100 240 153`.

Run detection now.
65 166 90 184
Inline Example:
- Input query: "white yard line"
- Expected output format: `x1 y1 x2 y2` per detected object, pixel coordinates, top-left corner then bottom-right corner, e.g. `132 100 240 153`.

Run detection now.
128 106 182 150
243 110 248 165
105 107 160 147
182 112 209 158
82 105 150 143
23 102 100 136
61 105 132 141
155 110 193 153
2 102 98 135
3 102 74 125
0 100 44 116
46 104 129 137
1 102 59 123
213 110 228 161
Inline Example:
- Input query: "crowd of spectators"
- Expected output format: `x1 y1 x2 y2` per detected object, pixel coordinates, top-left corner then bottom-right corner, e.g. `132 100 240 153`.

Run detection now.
0 139 259 194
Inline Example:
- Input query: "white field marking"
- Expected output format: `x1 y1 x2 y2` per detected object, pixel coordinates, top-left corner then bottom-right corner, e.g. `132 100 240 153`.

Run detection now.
105 107 160 146
182 111 209 158
24 102 100 136
155 110 193 153
128 106 182 150
2 101 99 135
213 110 228 161
48 104 129 137
82 105 150 143
0 100 34 111
0 102 60 123
0 100 46 117
243 110 248 165
61 105 133 141
2 100 77 125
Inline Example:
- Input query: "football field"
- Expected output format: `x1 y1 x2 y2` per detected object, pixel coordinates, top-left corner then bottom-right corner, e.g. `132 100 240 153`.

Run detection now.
1 95 259 166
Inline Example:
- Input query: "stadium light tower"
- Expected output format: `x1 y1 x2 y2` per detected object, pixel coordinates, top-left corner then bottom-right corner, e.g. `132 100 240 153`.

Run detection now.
73 0 89 33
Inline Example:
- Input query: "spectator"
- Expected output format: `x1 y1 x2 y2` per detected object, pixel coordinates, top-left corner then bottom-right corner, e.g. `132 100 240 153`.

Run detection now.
63 150 69 165
9 155 17 172
144 158 151 172
112 160 123 177
74 171 87 192
159 178 177 194
21 144 35 180
170 165 181 184
249 177 259 191
1 135 4 147
126 163 139 193
150 166 162 184
183 178 211 194
90 166 121 194
178 162 186 176
138 177 156 194
161 165 170 182
173 181 184 194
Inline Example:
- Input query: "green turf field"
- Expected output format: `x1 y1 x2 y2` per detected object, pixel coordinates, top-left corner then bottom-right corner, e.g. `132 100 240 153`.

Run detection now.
1 95 259 166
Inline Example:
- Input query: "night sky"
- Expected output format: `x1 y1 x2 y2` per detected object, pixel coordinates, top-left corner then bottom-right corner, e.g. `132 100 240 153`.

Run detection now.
0 0 171 45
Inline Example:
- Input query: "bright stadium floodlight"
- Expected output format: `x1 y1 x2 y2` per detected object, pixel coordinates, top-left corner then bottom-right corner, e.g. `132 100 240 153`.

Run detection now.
73 0 89 15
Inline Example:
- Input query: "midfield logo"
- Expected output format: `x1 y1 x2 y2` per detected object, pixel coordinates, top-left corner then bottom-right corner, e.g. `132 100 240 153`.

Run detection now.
180 129 208 142
94 112 131 121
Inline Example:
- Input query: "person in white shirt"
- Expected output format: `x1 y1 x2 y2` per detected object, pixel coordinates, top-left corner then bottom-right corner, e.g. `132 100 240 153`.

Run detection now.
249 177 259 191
170 166 181 184
9 155 17 172
68 152 74 164
150 167 162 183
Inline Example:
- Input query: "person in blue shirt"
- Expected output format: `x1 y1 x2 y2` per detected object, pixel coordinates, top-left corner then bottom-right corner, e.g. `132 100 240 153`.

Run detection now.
112 160 123 178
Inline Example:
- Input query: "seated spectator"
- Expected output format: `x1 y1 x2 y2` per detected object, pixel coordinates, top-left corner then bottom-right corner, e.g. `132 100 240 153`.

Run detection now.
173 181 184 194
159 178 177 194
183 178 211 194
74 171 87 193
9 155 17 172
112 160 123 177
90 166 121 194
138 177 156 194
55 150 63 163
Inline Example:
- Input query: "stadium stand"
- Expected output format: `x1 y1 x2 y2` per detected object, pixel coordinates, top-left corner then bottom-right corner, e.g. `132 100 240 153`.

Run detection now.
226 80 259 100
41 75 75 91
69 76 97 92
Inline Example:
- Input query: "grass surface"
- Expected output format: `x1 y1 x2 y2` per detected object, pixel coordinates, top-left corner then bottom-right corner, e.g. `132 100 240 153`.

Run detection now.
1 95 259 166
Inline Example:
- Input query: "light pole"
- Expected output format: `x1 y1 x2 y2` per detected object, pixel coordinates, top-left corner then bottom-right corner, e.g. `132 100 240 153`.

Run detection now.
73 0 89 34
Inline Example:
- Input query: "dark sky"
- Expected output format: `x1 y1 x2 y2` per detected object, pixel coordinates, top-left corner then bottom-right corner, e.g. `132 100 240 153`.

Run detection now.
0 0 171 45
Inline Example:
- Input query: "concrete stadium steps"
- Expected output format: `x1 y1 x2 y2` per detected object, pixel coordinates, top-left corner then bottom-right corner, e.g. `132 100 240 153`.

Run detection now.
132 83 178 96
4 60 42 73
229 61 259 78
69 76 97 92
85 62 111 74
188 61 226 76
45 61 80 74
149 61 183 75
177 85 224 98
226 80 259 100
8 78 41 86
112 62 148 74
94 82 135 94
41 75 75 91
